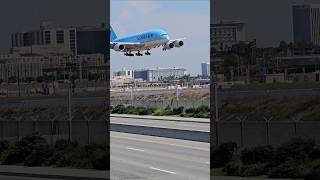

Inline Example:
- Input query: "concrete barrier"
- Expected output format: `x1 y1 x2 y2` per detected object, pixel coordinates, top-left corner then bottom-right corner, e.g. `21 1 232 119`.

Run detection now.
110 123 209 143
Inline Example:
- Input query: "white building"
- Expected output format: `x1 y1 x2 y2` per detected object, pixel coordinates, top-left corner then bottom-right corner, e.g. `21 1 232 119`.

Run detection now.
211 21 246 51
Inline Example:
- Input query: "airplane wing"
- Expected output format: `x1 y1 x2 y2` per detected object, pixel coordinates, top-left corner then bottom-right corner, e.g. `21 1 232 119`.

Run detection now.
110 42 144 51
168 37 186 43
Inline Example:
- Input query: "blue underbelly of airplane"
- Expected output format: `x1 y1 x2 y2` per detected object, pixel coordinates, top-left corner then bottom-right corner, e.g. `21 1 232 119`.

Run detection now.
110 26 185 56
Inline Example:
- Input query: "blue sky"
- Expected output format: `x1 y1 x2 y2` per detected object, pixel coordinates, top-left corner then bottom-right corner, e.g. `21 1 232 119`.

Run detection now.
110 0 210 75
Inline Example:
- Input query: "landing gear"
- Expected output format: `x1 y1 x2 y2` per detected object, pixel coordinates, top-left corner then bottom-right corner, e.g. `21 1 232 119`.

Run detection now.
135 51 143 56
145 50 151 55
124 52 134 56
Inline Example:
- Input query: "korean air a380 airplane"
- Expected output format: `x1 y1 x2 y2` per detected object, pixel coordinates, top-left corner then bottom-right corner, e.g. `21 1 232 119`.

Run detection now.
110 26 185 56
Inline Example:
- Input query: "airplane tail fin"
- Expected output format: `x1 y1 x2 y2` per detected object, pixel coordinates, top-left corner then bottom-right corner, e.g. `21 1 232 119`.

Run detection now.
110 25 118 41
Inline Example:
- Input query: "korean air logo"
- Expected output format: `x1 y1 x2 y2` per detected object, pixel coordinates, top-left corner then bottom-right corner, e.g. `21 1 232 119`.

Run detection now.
137 34 153 40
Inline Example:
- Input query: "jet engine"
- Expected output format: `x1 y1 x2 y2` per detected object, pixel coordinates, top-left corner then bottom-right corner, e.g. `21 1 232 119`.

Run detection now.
164 42 174 50
113 44 125 51
174 40 184 48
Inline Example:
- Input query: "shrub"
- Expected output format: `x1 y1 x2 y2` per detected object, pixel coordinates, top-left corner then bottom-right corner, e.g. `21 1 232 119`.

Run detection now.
306 160 320 180
223 159 241 176
1 145 25 165
153 109 165 116
196 105 210 113
54 139 78 150
0 140 9 154
268 160 309 178
111 104 128 114
212 142 237 168
90 149 108 170
240 145 274 165
185 107 196 114
193 112 210 118
310 146 320 160
240 163 269 177
1 135 50 165
172 107 184 115
273 138 315 166
55 148 89 168
126 106 136 114
135 107 152 115
24 145 53 166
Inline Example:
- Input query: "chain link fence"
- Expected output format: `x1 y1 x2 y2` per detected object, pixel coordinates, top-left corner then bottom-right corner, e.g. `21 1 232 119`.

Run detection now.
213 120 320 147
0 118 107 145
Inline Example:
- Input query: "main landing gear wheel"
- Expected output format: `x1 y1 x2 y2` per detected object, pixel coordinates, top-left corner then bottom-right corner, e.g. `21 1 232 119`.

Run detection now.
125 52 134 56
145 50 151 55
135 51 143 56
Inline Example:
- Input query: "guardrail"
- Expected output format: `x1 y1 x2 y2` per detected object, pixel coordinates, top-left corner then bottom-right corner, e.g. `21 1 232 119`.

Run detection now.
111 123 209 143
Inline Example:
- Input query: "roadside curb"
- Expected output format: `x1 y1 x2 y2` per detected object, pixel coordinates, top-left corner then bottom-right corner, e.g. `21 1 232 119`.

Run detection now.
110 114 209 124
0 166 109 180
0 172 108 180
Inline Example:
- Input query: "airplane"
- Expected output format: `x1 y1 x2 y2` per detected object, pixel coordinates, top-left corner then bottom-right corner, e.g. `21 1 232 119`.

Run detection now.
110 25 185 56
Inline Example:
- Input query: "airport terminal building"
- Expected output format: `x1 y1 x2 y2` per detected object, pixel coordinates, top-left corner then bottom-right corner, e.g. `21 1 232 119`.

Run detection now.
134 68 187 82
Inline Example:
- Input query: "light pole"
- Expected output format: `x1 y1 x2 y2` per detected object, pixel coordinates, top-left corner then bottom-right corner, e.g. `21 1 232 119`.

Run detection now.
67 57 73 143
17 64 21 97
176 85 179 101
214 76 219 122
130 85 134 105
6 67 9 97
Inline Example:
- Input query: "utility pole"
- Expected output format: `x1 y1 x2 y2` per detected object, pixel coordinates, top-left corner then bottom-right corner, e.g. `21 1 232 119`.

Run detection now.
214 76 219 122
130 85 134 105
176 85 179 101
68 80 72 142
67 57 73 143
6 67 9 97
18 65 21 97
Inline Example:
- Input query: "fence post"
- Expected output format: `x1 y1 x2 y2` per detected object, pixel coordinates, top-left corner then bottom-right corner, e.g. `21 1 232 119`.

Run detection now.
16 118 20 141
215 121 219 146
85 116 90 145
32 117 37 134
0 118 3 141
293 118 299 137
264 117 272 145
50 118 54 146
237 116 247 147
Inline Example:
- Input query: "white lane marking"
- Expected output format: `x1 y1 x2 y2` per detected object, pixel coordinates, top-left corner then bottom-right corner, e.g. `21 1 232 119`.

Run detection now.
126 147 145 152
205 162 210 164
149 167 177 174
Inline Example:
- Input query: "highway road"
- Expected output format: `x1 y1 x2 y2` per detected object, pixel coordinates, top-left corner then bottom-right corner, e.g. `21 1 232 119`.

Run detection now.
110 132 210 180
111 116 209 132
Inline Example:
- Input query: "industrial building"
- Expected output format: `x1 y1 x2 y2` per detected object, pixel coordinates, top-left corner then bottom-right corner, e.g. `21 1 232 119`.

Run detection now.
0 22 108 83
201 62 210 77
293 4 320 45
211 21 246 51
134 68 186 82
11 22 107 56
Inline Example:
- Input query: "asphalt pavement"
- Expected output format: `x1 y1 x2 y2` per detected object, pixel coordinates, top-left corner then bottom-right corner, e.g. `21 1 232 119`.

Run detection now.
110 132 210 180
